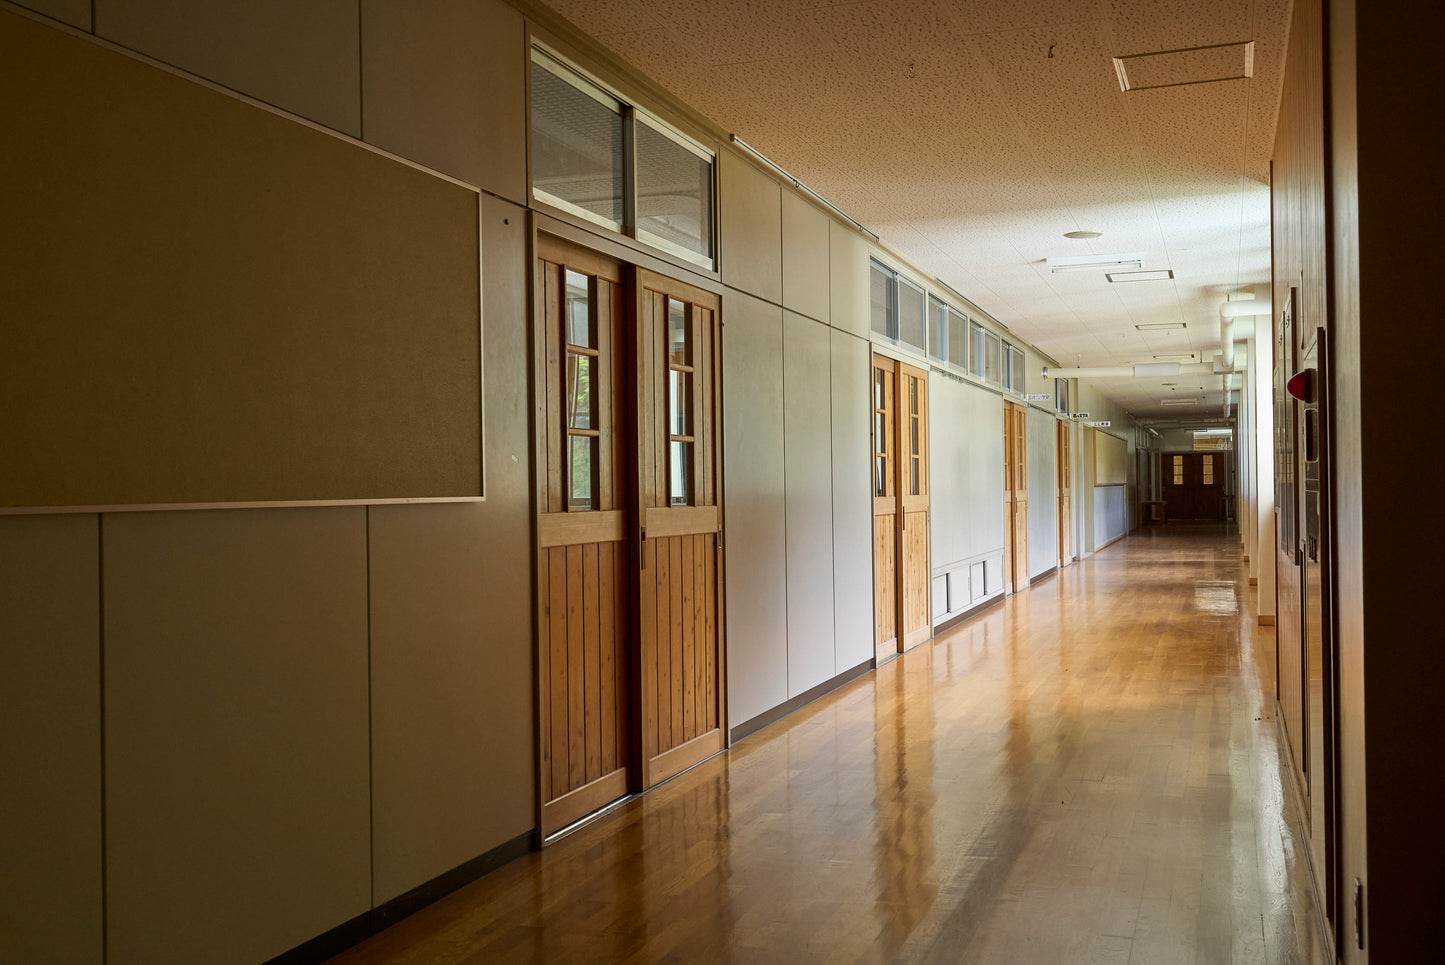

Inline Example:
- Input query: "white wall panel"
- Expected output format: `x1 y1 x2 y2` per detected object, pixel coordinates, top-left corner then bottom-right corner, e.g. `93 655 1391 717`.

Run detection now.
723 290 788 726
931 376 1006 570
1094 486 1128 547
828 220 869 337
103 507 370 965
830 329 874 671
96 0 361 135
0 514 101 965
719 151 782 303
782 192 830 323
783 311 835 696
361 0 527 202
1026 406 1059 578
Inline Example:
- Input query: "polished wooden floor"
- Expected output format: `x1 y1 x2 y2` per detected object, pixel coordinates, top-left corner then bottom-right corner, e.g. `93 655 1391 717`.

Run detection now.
330 522 1329 964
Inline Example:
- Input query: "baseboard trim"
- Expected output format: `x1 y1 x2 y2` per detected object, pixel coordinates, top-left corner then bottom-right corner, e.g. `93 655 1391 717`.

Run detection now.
264 830 532 964
931 592 1005 635
730 658 874 743
1029 566 1059 586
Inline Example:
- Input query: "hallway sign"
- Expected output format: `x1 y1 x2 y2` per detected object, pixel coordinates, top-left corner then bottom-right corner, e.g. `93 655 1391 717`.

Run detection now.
1024 393 1053 402
1085 420 1111 427
1071 412 1090 420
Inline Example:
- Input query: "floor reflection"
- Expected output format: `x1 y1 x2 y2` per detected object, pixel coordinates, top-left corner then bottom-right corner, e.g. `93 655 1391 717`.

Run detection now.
328 523 1328 965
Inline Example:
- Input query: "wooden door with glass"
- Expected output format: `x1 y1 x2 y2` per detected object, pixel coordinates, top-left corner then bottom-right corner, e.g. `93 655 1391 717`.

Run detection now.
1003 401 1029 592
872 355 931 662
1057 421 1072 568
535 237 630 835
634 267 723 789
535 241 725 835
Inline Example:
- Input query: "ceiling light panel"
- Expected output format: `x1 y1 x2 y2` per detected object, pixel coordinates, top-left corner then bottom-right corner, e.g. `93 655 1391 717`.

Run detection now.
1114 41 1255 92
1046 252 1146 273
1135 322 1187 331
1161 398 1200 406
1107 269 1174 283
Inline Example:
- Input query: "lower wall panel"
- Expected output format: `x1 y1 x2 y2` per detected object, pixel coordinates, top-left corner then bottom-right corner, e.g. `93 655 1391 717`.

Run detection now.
0 514 102 965
102 507 372 965
1093 486 1128 547
722 289 788 725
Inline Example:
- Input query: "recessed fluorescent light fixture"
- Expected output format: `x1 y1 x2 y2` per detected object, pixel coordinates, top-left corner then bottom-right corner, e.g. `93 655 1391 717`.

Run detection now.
1107 269 1174 283
1161 398 1199 406
1046 252 1145 273
1153 353 1196 362
1063 230 1104 239
1135 322 1186 331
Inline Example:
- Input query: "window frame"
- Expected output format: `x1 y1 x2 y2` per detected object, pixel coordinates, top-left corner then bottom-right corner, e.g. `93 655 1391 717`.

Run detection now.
529 45 718 271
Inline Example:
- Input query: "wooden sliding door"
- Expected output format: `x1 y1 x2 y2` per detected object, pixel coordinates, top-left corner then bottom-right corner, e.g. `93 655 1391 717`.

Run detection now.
634 268 724 788
536 237 631 835
872 355 931 662
1004 401 1029 592
535 240 725 835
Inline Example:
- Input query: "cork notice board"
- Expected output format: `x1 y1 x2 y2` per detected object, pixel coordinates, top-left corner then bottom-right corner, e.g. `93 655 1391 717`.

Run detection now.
0 11 483 510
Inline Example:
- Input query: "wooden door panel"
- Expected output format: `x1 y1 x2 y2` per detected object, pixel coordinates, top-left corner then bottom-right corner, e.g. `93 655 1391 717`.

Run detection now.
874 513 898 660
536 237 631 835
635 268 724 789
901 511 930 648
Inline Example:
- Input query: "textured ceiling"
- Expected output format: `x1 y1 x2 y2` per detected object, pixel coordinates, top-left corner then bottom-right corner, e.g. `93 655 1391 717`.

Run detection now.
541 0 1291 422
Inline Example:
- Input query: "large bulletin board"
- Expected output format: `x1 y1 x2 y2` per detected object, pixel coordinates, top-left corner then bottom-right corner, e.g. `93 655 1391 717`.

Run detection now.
1093 429 1127 486
0 10 483 510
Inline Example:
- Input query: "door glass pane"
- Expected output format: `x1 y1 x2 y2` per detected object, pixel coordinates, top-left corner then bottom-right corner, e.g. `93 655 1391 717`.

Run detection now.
565 270 593 348
875 456 887 497
911 416 920 456
911 456 920 496
569 435 596 509
909 376 919 416
530 58 624 225
874 369 886 408
668 298 689 365
566 354 594 429
670 441 691 505
636 120 713 259
669 369 691 436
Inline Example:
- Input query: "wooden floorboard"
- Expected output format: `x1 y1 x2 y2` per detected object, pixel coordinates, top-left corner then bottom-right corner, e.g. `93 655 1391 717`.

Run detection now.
328 522 1329 965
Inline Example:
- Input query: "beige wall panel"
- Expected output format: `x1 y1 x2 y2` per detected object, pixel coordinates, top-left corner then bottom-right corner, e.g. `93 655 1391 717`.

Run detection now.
718 151 782 303
781 191 830 323
931 378 1006 568
369 196 534 903
0 514 101 965
828 220 870 338
13 0 90 29
95 0 360 134
1026 407 1059 578
830 330 875 671
361 0 527 202
722 290 788 725
0 12 482 509
103 508 370 965
783 312 835 696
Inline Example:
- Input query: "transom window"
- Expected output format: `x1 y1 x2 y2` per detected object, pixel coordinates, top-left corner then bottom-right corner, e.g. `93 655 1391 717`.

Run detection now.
868 259 925 352
1002 342 1025 393
531 47 716 269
